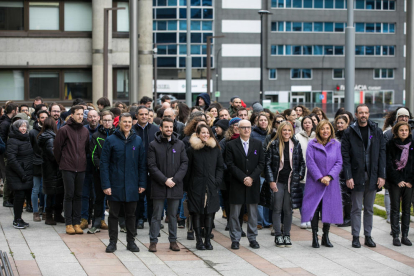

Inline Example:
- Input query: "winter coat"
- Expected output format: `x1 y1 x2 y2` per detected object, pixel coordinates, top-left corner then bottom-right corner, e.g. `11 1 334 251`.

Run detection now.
133 123 158 153
147 131 188 200
336 130 351 205
301 139 343 224
295 130 316 183
0 114 12 144
90 125 116 170
100 129 147 202
293 120 302 135
56 117 66 130
341 120 386 192
29 122 43 168
182 135 191 149
386 136 414 187
195 93 211 110
225 137 265 204
6 125 33 191
184 133 224 214
38 130 64 195
174 120 185 139
53 118 90 172
251 126 268 144
0 137 5 155
219 137 230 190
262 137 306 209
84 124 99 173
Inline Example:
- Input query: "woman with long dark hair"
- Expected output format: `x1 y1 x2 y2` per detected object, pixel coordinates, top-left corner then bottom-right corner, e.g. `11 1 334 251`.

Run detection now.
311 107 328 121
185 125 224 250
282 109 302 134
37 117 65 225
177 102 190 124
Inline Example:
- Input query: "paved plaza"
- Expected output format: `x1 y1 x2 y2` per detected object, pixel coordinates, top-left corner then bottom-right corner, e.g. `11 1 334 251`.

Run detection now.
1 198 414 276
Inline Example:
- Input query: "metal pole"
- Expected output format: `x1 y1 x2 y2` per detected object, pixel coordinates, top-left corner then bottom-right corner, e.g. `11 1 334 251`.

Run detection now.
321 55 325 94
345 0 355 112
185 1 192 106
216 47 221 103
406 0 414 109
129 0 138 104
207 37 211 98
103 9 108 98
154 45 158 108
260 13 264 106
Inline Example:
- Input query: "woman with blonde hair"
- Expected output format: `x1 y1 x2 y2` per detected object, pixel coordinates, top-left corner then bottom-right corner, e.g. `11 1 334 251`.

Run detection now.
301 120 343 248
251 113 272 144
263 121 306 247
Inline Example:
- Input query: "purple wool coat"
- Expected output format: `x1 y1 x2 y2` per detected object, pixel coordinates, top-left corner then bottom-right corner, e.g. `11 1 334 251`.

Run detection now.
301 138 343 224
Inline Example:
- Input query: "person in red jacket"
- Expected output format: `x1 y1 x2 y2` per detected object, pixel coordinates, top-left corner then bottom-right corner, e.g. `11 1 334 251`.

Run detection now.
54 105 90 235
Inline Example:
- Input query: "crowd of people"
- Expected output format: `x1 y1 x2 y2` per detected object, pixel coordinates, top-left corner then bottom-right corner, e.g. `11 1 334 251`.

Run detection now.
0 93 412 253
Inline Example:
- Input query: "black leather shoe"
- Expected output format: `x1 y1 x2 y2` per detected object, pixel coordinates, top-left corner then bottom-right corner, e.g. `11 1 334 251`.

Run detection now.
231 242 239 250
3 201 13 207
312 231 320 248
137 221 144 229
352 236 361 248
26 206 33 213
127 242 140 252
187 231 195 240
337 220 351 227
106 242 117 253
393 237 401 246
364 236 376 247
249 240 260 249
402 236 412 246
241 231 246 237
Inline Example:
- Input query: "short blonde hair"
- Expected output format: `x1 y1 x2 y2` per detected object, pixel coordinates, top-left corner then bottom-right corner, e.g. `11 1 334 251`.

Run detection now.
315 120 335 145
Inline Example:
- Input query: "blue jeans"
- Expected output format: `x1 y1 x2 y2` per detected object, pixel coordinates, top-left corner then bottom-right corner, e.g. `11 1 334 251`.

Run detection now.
257 177 272 227
31 176 45 213
81 172 104 221
179 192 187 220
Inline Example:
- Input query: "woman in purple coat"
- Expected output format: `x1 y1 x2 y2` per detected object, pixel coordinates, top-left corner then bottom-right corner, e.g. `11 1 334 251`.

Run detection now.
301 120 343 248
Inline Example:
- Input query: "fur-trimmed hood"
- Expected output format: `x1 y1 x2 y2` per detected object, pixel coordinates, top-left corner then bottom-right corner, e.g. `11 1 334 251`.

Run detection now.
189 133 217 150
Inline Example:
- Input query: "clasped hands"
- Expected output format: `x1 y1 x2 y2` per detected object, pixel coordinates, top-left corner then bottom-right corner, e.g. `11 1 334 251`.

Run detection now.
398 181 413 188
165 177 176 188
103 187 146 195
320 176 331 186
346 177 385 189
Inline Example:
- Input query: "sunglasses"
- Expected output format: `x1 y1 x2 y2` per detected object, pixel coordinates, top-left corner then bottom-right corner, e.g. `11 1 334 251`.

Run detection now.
276 120 284 124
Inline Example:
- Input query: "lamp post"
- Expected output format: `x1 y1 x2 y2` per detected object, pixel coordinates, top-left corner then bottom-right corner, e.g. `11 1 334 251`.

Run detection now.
103 7 125 98
206 36 225 98
321 48 333 94
345 0 355 112
258 10 272 106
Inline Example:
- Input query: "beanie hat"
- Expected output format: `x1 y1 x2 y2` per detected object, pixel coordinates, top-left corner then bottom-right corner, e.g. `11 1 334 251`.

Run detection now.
252 102 264 113
396 108 410 120
229 117 241 127
215 119 229 132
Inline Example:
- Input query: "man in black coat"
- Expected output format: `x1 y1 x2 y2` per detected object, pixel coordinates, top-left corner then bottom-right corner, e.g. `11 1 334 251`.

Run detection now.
162 108 184 139
147 118 188 253
133 106 158 229
225 119 265 250
341 104 386 248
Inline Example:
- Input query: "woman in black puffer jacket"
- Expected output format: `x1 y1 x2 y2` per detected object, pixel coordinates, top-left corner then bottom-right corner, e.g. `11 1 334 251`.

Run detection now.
37 117 65 225
7 120 33 229
263 121 306 248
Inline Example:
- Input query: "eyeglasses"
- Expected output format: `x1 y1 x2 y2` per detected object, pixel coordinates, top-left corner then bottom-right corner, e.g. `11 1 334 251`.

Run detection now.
239 126 252 130
51 110 60 113
276 120 284 124
102 120 113 123
163 115 172 118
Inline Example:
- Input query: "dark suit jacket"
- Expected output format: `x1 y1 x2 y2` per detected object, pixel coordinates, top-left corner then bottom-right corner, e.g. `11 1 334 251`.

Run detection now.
225 137 265 204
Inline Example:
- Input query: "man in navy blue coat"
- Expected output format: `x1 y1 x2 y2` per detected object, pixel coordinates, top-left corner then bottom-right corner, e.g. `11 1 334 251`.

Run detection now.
100 113 147 253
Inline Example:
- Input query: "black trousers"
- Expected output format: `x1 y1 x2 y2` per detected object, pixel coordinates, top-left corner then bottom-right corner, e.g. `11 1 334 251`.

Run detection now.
62 170 85 226
108 201 137 243
135 180 153 226
13 189 30 220
92 171 106 228
45 193 64 213
389 184 413 237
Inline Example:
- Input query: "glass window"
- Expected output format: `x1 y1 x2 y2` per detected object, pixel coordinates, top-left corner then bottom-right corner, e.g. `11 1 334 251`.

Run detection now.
179 8 187 18
168 44 177 54
302 69 312 79
64 71 92 100
291 69 301 78
355 45 365 55
156 33 176 43
325 0 334 8
30 72 59 99
168 0 178 5
115 70 128 100
389 23 395 33
180 0 187 5
376 45 381 55
269 69 277 79
116 2 129 32
202 0 212 6
334 46 344 55
179 20 187 30
382 23 388 33
366 23 374 32
158 57 177 67
202 33 212 43
202 21 212 30
191 21 201 30
389 1 395 10
356 23 364 32
158 0 167 5
375 0 381 9
374 69 380 78
304 0 313 8
158 21 167 30
366 0 375 9
355 0 365 9
375 23 381 33
293 0 302 8
333 69 344 79
335 0 345 8
314 22 323 32
286 45 292 55
0 1 24 30
168 20 177 30
202 8 213 19
271 45 277 55
383 0 388 9
303 45 312 55
314 0 323 8
179 33 186 42
192 57 201 67
190 8 202 18
389 46 395 55
29 2 59 30
278 21 284 31
156 8 177 19
277 0 284 8
293 45 302 55
191 45 201 54
191 32 201 43
325 22 333 32
335 23 344 32
293 22 302 31
388 69 394 78
179 45 187 54
153 22 156 31
366 46 375 55
191 0 201 5
314 45 323 55
179 57 186 67
382 46 388 55
324 45 333 55
278 45 284 55
304 22 312 32
0 70 24 100
286 22 291 31
286 0 292 7
271 22 277 32
381 69 387 78
158 45 167 55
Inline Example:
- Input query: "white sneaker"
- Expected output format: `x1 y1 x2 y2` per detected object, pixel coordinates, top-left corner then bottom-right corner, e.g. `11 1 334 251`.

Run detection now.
300 222 307 229
105 211 109 216
306 222 312 229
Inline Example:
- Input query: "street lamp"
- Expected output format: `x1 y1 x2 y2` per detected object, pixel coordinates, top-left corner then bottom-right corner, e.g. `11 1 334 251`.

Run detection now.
258 10 272 106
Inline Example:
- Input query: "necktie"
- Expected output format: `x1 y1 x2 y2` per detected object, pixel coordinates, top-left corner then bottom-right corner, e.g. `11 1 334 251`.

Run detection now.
243 142 248 156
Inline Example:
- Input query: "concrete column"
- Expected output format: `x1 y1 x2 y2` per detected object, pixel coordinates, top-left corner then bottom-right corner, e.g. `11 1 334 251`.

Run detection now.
138 0 153 102
92 0 113 105
406 0 414 110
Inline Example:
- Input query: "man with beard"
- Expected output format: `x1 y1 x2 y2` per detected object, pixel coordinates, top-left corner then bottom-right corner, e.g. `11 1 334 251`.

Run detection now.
49 103 66 130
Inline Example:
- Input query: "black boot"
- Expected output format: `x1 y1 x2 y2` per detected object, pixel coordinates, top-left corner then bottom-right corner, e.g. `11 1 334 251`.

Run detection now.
402 236 412 246
204 214 214 250
337 204 351 227
311 212 319 248
312 231 319 248
194 227 206 250
321 223 333 247
352 236 361 248
187 215 195 240
45 211 56 225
